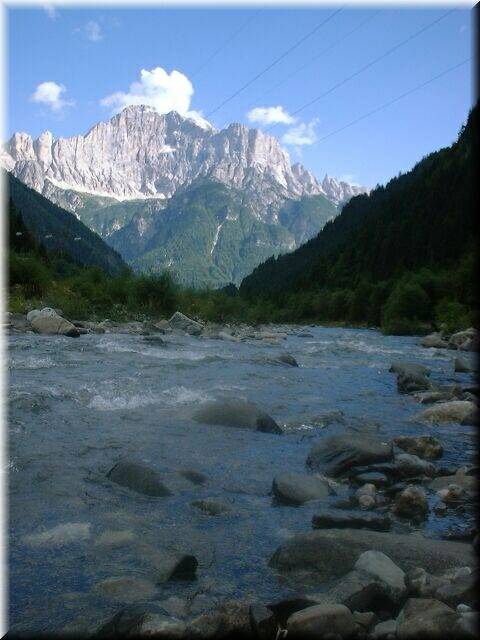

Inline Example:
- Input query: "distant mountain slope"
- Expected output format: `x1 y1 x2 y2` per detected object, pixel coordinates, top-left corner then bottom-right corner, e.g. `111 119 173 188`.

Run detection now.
240 105 476 330
2 105 368 287
7 172 127 276
107 179 337 288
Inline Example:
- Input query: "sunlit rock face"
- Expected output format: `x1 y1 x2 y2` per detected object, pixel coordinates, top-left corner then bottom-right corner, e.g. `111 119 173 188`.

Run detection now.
3 105 367 218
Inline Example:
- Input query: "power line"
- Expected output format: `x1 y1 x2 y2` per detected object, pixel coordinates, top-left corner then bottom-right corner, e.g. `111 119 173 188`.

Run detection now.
206 6 347 119
314 58 471 145
255 9 382 103
265 7 457 132
190 10 262 79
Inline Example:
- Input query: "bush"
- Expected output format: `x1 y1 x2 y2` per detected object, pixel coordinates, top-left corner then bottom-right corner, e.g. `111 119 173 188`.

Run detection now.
434 300 472 333
382 278 432 334
132 272 177 314
9 252 50 297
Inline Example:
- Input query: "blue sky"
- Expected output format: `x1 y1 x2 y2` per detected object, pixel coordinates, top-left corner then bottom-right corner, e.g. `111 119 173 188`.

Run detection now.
7 5 473 188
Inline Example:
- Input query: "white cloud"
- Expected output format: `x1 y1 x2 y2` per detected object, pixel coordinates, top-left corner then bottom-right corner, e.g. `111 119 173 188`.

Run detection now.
247 106 296 126
282 118 319 147
85 21 103 42
43 4 59 21
340 174 360 186
75 20 103 42
30 81 74 112
100 66 210 127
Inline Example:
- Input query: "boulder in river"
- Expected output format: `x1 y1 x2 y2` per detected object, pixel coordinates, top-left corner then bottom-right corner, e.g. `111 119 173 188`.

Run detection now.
7 312 31 331
415 400 476 424
390 362 431 394
106 460 172 497
448 328 478 351
286 603 358 639
393 435 443 460
277 353 299 367
455 356 474 373
395 598 459 640
96 602 185 637
193 398 282 434
23 522 91 547
393 453 436 478
306 433 393 477
393 485 429 520
272 473 331 505
137 545 198 582
312 509 391 531
354 550 406 604
191 498 230 516
420 333 449 349
168 311 203 336
269 529 473 588
94 576 157 603
30 309 80 337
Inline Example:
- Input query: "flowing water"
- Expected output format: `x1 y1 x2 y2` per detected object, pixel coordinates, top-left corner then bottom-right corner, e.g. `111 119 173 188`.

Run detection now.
7 326 476 633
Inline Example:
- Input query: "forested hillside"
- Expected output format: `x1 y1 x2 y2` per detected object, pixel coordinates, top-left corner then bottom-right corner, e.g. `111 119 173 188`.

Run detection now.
109 179 337 287
7 172 127 276
239 105 477 333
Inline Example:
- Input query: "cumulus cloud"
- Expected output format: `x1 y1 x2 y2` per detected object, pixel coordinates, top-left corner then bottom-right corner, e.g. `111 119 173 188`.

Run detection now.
100 66 210 127
43 4 59 20
30 81 73 112
247 106 296 126
282 118 319 147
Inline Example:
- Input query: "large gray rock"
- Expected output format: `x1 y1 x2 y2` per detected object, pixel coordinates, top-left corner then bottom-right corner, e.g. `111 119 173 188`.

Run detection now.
393 485 429 520
269 529 473 588
448 328 478 351
393 435 443 460
277 353 299 367
390 362 431 394
434 572 477 609
306 433 393 477
286 604 358 639
308 570 390 614
428 468 476 493
136 544 198 582
31 312 80 337
186 599 252 639
396 598 459 640
106 460 172 497
272 473 331 505
168 311 203 336
421 333 448 349
390 362 429 377
393 453 436 478
96 603 186 637
415 401 475 424
455 356 475 373
354 550 406 603
372 618 397 639
193 398 282 434
6 312 31 331
312 509 391 531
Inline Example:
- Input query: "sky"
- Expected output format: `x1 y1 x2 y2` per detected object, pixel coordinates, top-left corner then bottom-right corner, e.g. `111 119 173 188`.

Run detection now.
6 4 474 188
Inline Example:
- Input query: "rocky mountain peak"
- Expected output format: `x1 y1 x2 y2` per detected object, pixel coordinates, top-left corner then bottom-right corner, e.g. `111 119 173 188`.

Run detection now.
4 105 367 213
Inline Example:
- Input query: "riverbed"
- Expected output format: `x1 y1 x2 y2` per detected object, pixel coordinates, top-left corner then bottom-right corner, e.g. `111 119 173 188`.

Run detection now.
7 325 476 634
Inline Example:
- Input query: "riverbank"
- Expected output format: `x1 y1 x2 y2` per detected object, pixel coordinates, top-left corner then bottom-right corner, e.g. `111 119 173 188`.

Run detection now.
7 316 478 638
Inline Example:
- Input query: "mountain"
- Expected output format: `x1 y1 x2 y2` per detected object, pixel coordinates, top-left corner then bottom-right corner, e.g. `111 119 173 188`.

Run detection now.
107 179 337 288
239 106 476 332
7 172 127 276
3 105 367 286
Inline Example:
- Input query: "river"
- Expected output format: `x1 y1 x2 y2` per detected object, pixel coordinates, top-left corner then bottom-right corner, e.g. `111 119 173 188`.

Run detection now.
7 325 476 634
